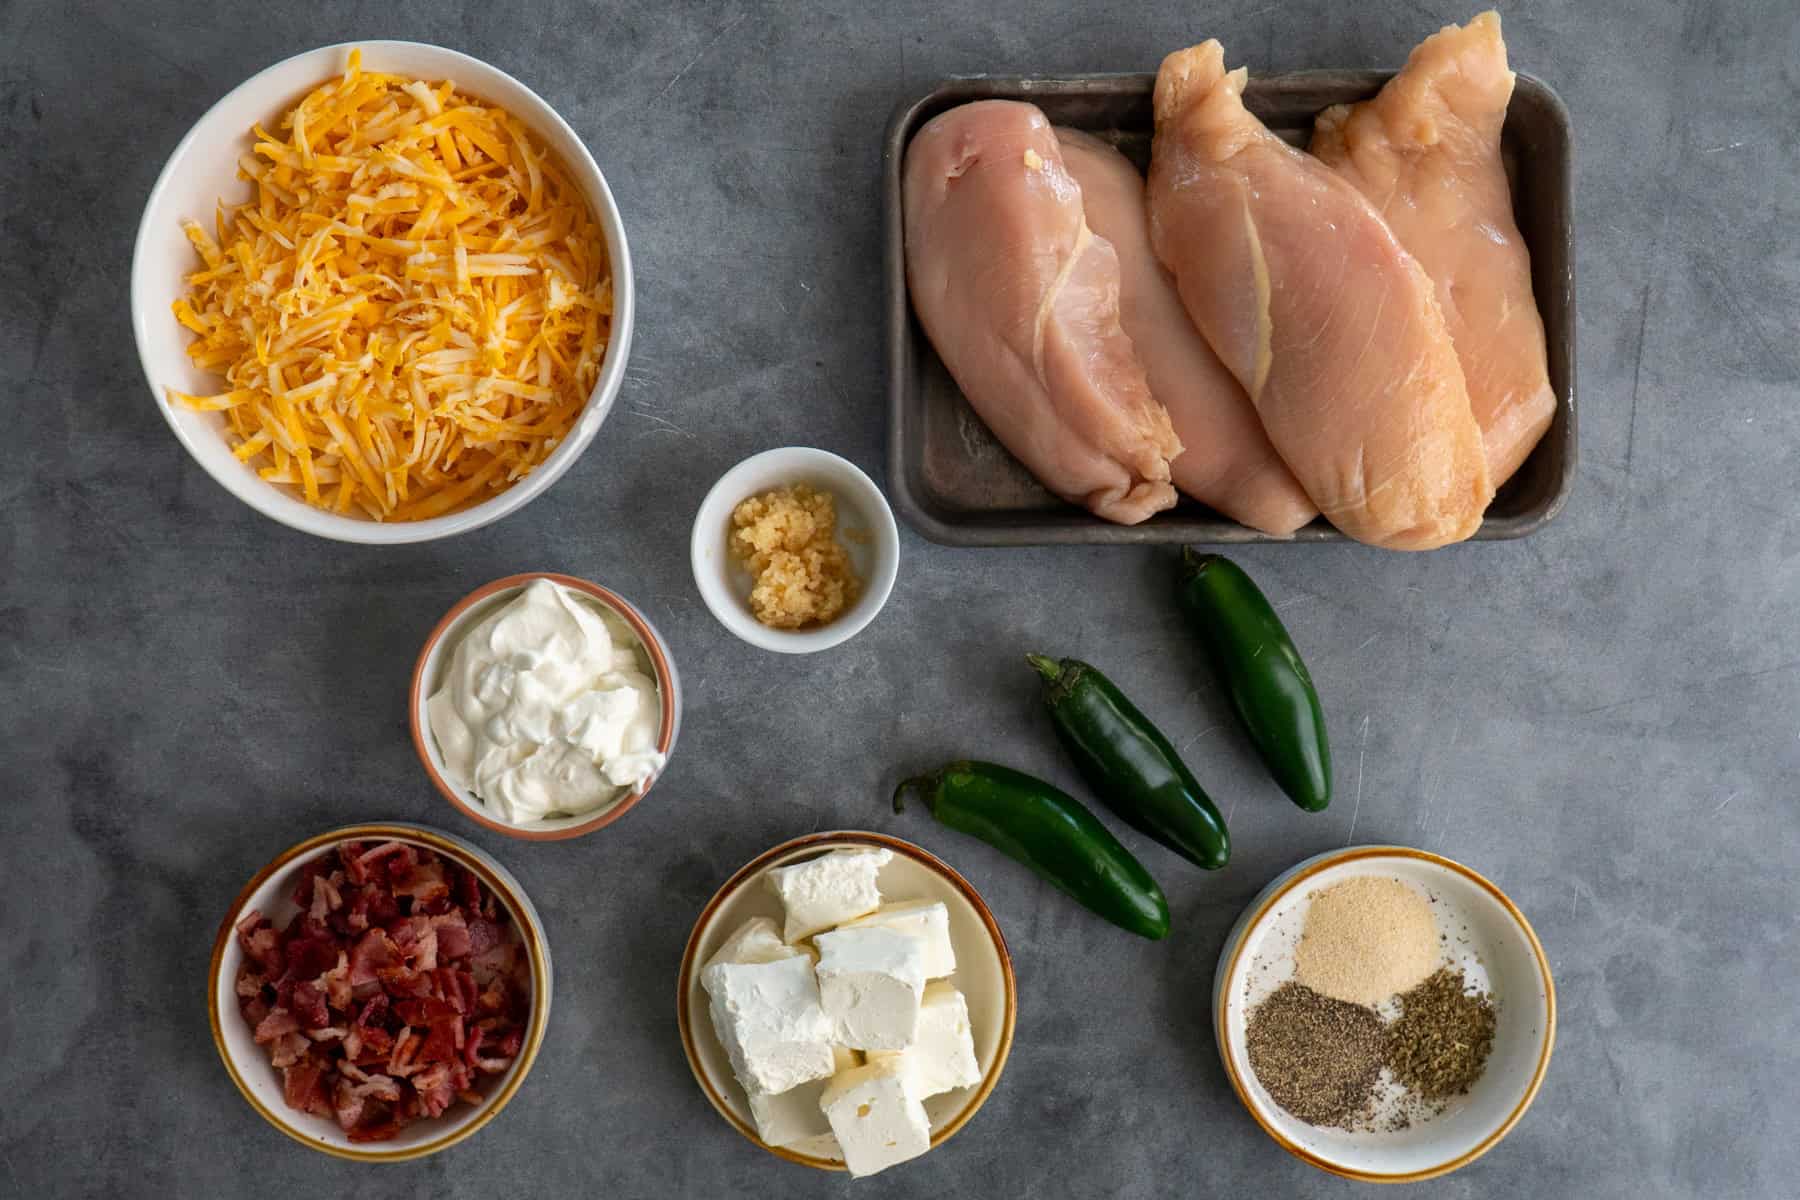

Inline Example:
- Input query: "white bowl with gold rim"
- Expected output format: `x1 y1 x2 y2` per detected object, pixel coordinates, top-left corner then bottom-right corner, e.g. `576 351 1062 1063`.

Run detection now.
1214 845 1555 1183
675 831 1015 1170
207 823 552 1161
130 41 633 544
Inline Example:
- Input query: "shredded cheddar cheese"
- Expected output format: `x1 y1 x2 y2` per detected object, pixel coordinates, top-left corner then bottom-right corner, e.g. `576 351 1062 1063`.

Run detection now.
169 49 611 521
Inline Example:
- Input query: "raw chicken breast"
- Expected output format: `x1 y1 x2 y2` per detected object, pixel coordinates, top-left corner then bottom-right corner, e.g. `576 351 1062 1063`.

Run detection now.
1146 42 1492 551
904 100 1182 525
1312 11 1554 488
1054 127 1317 536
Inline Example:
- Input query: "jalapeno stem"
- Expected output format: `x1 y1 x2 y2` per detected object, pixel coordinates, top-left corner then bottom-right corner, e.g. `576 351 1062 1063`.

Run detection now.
1025 653 1061 682
892 774 935 814
1181 545 1217 573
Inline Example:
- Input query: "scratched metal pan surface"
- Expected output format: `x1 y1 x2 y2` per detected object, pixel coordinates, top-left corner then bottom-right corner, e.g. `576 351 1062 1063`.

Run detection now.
882 72 1577 547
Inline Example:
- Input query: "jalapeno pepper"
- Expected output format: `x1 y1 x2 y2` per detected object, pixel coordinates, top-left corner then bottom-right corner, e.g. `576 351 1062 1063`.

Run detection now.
1176 549 1331 812
1026 655 1230 871
894 761 1170 940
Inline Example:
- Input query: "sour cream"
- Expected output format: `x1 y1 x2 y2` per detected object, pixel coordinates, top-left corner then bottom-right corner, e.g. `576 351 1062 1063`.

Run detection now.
427 578 666 824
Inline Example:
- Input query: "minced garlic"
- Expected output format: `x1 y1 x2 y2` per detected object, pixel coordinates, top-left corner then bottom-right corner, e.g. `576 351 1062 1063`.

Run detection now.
729 484 861 630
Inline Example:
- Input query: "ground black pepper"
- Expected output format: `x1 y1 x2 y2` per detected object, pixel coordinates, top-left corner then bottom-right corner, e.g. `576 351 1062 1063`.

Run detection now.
1244 982 1384 1128
1383 967 1497 1099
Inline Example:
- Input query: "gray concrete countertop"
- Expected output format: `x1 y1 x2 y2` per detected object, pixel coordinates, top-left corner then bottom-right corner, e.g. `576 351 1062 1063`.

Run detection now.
3 1 1793 1196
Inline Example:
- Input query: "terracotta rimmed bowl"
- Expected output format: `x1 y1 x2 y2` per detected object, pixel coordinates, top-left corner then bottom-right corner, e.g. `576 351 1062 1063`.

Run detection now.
1214 845 1555 1183
208 823 552 1161
676 831 1016 1171
130 41 634 544
410 572 681 840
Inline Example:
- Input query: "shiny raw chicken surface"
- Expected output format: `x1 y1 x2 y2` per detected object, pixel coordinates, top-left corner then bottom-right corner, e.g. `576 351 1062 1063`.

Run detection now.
904 100 1182 525
1146 42 1492 551
1053 128 1317 536
1312 11 1554 488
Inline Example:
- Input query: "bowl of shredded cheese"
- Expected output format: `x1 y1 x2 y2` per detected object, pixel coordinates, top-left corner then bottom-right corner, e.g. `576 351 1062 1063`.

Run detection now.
131 42 633 542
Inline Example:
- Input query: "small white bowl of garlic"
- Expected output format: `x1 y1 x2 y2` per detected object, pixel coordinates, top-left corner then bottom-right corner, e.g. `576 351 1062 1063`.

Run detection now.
690 447 900 654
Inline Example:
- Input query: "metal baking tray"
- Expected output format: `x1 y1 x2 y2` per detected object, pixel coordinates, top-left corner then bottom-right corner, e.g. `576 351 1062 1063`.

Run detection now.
882 72 1576 547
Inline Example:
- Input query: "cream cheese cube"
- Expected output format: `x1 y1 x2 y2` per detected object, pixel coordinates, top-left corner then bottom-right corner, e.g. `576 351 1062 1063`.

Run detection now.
766 848 891 942
747 1045 859 1149
701 955 836 1095
706 915 808 970
814 926 925 1051
839 900 957 979
819 1057 933 1178
868 982 981 1098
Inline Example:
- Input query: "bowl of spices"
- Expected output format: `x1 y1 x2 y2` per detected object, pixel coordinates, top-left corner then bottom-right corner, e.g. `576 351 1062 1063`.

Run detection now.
1213 846 1554 1183
690 447 900 654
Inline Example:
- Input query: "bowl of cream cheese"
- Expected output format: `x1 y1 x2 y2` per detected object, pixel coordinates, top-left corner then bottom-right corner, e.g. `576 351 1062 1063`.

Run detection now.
410 573 680 840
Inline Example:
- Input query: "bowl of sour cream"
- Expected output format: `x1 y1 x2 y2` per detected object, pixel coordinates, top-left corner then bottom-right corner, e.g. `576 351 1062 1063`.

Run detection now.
410 573 681 840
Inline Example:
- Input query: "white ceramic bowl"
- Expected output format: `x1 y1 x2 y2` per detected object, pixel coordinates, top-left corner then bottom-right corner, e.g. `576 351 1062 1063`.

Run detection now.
690 448 900 653
410 573 681 840
1213 845 1555 1183
208 823 552 1161
130 41 634 543
676 832 1016 1171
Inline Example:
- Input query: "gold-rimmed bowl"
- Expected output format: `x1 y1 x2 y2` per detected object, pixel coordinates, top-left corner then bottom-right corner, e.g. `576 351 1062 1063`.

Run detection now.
676 831 1016 1171
410 572 681 841
207 823 552 1161
1214 845 1555 1183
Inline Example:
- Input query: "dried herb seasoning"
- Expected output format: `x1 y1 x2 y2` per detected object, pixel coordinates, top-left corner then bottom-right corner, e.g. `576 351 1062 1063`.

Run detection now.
1244 982 1385 1128
1383 967 1498 1099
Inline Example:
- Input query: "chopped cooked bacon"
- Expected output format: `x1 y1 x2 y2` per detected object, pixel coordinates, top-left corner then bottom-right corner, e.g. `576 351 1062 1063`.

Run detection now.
239 841 527 1141
411 1062 458 1118
283 1058 332 1118
254 1007 300 1044
308 873 345 923
290 980 330 1029
350 1024 393 1064
437 967 478 1015
377 965 432 997
452 865 482 911
356 993 389 1029
388 1028 423 1078
393 859 448 904
320 951 352 1010
347 929 400 986
281 934 339 985
351 1073 402 1103
270 1031 311 1069
415 1016 463 1064
356 841 413 883
466 916 504 957
393 996 459 1026
388 916 439 971
291 856 328 908
237 913 285 975
332 1078 368 1132
429 909 471 960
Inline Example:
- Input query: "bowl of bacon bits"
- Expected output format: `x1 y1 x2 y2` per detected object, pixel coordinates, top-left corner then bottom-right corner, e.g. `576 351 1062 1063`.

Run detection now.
208 824 550 1160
